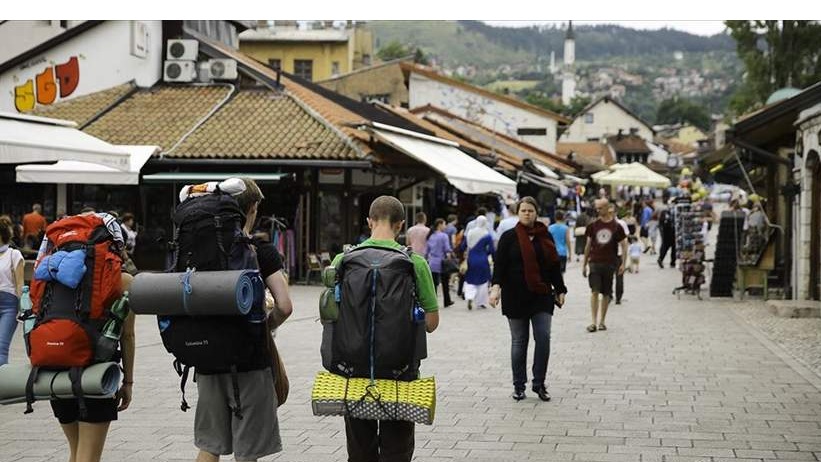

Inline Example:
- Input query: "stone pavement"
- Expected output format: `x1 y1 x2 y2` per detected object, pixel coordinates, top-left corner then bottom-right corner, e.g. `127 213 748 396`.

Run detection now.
1 255 820 462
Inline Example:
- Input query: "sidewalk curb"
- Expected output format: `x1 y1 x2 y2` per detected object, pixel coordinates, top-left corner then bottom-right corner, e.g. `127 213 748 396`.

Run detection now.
727 307 821 392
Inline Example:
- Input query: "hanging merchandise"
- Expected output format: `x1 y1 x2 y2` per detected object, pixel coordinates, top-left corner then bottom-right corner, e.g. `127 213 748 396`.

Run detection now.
671 196 707 299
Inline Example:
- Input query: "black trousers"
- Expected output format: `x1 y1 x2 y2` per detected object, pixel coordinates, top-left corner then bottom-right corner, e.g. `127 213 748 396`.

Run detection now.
345 417 415 462
658 233 676 266
612 270 624 302
431 272 453 305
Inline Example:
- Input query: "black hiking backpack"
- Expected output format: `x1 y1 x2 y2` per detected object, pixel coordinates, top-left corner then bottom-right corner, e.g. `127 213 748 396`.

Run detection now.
322 245 427 382
160 191 267 417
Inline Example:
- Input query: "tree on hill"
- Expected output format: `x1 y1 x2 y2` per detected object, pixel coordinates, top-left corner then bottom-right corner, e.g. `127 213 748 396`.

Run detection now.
565 95 593 118
726 20 821 115
656 98 711 130
376 40 413 61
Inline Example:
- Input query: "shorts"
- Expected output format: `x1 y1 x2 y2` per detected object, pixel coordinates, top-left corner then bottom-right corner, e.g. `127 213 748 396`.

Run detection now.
194 368 281 460
588 263 616 297
51 397 117 424
630 256 640 265
640 226 649 238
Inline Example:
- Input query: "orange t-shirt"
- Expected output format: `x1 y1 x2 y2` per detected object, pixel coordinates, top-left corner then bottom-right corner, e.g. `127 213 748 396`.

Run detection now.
22 212 47 240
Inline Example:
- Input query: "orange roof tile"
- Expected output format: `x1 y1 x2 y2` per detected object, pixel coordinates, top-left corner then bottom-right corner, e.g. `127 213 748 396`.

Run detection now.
186 29 373 157
82 85 232 149
171 90 358 160
557 142 613 169
29 81 135 126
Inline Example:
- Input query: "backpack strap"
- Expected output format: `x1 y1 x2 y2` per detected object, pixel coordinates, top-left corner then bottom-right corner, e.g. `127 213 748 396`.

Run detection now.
24 367 38 414
229 365 243 420
69 367 87 419
174 360 192 412
214 216 229 269
167 225 181 272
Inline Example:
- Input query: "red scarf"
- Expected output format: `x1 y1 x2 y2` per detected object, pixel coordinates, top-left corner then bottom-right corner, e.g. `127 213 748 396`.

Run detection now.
515 221 560 295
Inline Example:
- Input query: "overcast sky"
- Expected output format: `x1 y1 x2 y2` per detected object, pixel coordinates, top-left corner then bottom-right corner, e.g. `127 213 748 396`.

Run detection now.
483 21 727 37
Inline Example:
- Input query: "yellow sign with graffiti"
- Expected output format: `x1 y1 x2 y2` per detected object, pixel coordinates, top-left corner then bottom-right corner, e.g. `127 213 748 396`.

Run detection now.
14 56 80 112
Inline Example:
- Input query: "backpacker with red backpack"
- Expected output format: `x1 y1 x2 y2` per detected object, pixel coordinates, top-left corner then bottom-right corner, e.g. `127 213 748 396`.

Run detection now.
23 213 125 415
158 184 268 418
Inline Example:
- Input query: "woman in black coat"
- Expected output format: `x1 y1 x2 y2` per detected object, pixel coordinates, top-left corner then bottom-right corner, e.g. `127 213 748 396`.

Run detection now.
489 197 567 402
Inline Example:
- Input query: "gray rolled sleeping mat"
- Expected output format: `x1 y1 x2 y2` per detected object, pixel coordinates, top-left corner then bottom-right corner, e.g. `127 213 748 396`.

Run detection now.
130 270 259 316
0 362 122 405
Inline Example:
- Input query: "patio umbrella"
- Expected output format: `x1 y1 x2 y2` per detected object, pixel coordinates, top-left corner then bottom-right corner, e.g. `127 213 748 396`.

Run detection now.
595 163 672 188
590 163 634 182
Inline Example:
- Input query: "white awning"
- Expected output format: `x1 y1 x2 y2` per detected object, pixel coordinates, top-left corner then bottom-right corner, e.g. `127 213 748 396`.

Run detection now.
533 162 560 179
0 112 130 171
142 172 292 183
519 171 569 196
371 124 516 196
16 146 158 185
596 163 671 188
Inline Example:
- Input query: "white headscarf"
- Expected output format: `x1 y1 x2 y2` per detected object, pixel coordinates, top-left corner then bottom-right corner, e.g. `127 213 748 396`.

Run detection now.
467 215 490 249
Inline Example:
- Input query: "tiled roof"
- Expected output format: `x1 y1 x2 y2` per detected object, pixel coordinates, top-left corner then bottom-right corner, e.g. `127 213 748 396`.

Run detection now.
186 29 374 156
606 134 651 154
83 85 232 149
380 104 522 172
29 81 135 126
400 62 571 124
171 90 359 159
412 105 577 173
557 142 612 171
657 139 695 155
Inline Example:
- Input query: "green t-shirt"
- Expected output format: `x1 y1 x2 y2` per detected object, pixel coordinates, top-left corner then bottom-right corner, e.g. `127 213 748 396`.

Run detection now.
331 238 438 313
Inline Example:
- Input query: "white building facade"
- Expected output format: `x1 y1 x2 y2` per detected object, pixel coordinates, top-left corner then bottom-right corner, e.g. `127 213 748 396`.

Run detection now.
560 97 654 143
0 21 163 113
407 71 563 153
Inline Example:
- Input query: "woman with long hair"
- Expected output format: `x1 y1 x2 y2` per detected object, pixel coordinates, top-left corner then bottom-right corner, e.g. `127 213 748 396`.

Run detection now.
0 216 24 365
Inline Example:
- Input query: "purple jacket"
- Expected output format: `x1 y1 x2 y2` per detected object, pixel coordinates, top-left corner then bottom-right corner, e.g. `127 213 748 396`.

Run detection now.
426 230 452 273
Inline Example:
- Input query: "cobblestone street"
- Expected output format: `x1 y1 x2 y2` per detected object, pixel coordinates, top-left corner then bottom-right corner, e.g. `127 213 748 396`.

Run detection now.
1 254 820 462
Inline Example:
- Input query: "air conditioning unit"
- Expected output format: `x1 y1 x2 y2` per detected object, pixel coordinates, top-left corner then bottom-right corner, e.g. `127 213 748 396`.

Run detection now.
166 39 198 61
203 59 238 80
164 60 196 82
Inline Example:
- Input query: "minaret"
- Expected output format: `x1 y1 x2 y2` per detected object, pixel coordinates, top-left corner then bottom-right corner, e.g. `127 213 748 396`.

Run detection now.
561 21 576 106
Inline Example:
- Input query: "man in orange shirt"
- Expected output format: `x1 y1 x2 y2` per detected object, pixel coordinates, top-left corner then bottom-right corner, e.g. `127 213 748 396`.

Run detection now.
22 203 48 248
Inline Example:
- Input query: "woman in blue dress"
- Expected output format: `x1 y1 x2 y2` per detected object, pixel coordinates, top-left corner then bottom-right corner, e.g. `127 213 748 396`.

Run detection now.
461 216 494 310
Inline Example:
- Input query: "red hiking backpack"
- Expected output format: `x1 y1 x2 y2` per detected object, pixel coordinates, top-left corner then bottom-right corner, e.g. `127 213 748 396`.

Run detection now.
23 214 124 414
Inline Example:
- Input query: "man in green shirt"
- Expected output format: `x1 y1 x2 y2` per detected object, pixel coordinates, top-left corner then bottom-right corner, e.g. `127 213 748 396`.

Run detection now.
331 195 438 462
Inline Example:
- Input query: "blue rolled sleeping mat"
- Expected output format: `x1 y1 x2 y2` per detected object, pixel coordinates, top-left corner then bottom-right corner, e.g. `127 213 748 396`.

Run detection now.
129 270 262 316
0 362 122 405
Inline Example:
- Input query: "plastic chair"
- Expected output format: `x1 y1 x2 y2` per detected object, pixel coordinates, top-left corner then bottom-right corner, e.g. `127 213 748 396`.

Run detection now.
304 253 322 284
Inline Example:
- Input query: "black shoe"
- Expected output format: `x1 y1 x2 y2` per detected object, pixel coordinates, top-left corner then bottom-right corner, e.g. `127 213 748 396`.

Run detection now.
467 300 473 310
532 386 551 402
511 390 526 401
657 259 664 269
615 299 621 305
444 301 455 308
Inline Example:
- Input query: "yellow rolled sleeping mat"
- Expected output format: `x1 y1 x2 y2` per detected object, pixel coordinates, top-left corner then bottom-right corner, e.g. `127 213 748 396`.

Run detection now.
311 371 436 425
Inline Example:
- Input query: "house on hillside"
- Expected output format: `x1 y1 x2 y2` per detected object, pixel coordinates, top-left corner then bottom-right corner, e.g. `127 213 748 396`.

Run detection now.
560 96 654 143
